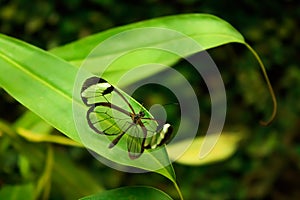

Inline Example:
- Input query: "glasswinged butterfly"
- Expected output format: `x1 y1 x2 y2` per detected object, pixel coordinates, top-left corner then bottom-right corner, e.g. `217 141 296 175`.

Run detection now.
81 77 173 159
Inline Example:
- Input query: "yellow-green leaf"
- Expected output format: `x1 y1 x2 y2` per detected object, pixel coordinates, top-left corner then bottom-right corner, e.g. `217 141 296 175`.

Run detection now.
167 133 243 165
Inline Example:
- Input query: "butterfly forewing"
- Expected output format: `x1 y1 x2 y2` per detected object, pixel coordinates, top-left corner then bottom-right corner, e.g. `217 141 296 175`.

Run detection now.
81 78 114 106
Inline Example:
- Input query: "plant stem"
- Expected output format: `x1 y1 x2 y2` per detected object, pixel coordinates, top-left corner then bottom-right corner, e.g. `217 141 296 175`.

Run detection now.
245 43 277 125
35 145 54 200
173 181 184 200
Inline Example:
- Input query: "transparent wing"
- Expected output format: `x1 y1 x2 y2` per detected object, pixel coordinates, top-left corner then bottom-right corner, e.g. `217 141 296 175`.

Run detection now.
81 77 133 136
126 124 147 159
81 76 172 159
87 105 131 136
81 77 114 106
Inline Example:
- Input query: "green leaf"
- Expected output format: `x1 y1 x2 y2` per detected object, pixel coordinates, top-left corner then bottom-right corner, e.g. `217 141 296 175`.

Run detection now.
80 186 173 200
13 111 53 134
51 13 244 62
14 111 82 147
7 118 104 199
167 133 243 166
0 34 175 181
18 154 31 179
0 183 34 200
50 13 245 85
0 34 79 141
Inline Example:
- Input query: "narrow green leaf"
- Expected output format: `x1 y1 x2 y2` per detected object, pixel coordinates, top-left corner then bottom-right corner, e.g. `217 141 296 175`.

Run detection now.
18 154 31 179
13 111 53 134
51 13 244 63
0 34 79 142
80 186 173 200
50 13 245 85
0 183 34 200
13 110 81 147
4 120 104 199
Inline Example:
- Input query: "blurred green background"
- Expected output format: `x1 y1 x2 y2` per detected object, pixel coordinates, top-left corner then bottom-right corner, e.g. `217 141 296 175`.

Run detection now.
0 0 299 199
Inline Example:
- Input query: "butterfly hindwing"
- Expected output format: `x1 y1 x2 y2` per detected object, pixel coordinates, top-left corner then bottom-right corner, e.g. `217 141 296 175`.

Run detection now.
126 124 146 159
87 105 129 136
144 124 173 149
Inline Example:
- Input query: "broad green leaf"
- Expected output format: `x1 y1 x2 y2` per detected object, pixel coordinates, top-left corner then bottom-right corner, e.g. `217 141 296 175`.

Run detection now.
167 133 243 165
80 186 173 200
50 13 245 86
0 183 34 200
0 34 175 181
